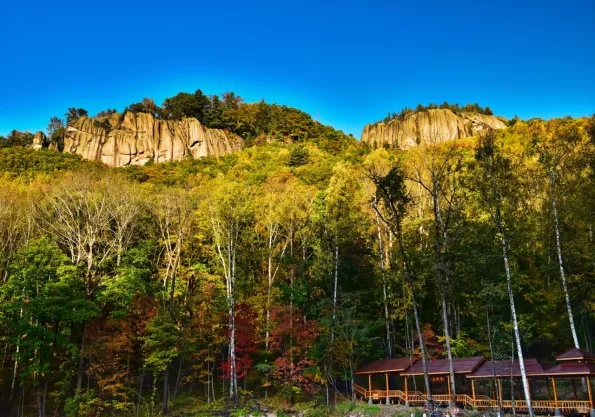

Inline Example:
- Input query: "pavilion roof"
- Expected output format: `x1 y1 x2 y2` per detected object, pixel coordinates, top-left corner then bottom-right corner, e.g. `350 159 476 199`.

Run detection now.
355 357 416 375
400 356 485 376
555 348 595 362
466 359 545 378
541 362 595 377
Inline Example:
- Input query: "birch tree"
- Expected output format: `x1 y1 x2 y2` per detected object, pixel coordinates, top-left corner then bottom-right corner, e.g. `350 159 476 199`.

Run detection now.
203 179 253 408
474 131 534 417
530 120 583 348
409 143 463 406
150 187 195 414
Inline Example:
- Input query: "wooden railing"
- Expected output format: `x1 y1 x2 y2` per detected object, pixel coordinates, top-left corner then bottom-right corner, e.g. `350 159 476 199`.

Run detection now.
353 385 592 414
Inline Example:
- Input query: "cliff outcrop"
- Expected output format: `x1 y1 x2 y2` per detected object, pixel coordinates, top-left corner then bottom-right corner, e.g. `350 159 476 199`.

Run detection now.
63 112 243 167
361 109 507 149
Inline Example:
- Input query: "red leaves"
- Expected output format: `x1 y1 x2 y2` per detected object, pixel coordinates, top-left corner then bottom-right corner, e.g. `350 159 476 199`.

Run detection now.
221 302 260 380
268 305 319 392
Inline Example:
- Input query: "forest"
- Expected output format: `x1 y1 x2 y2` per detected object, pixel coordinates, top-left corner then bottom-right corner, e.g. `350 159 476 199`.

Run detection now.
0 100 594 417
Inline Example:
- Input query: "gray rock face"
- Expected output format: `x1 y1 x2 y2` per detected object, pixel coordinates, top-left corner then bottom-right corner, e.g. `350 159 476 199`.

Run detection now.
361 109 507 149
63 112 243 167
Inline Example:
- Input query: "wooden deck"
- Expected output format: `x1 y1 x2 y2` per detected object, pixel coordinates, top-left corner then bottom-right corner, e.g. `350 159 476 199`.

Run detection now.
353 384 592 414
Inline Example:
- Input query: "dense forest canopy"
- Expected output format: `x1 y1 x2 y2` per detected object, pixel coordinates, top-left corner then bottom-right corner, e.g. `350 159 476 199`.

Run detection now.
0 95 594 417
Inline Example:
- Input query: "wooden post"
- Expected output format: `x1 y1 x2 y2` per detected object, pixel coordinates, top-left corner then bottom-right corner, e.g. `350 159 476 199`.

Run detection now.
472 379 476 400
552 378 559 409
447 375 452 398
547 378 552 401
497 379 503 405
368 374 373 405
404 376 409 405
386 373 390 405
587 376 593 409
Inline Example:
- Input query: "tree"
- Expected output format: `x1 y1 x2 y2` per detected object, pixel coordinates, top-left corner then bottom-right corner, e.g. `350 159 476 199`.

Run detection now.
128 98 159 117
202 179 253 407
408 141 464 406
288 145 310 167
149 187 195 414
1 238 98 416
65 108 88 125
47 117 65 151
530 120 583 349
473 131 534 417
369 163 434 408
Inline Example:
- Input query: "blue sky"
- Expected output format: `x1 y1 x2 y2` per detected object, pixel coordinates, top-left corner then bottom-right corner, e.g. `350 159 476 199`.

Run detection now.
0 0 593 137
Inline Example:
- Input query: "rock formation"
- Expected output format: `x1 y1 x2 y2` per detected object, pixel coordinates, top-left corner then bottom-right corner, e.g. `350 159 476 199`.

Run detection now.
63 112 243 167
32 131 58 151
361 109 507 149
31 132 47 150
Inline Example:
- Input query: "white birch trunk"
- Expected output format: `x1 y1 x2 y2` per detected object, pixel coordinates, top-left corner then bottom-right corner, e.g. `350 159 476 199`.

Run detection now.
499 225 534 417
550 175 580 348
374 206 392 357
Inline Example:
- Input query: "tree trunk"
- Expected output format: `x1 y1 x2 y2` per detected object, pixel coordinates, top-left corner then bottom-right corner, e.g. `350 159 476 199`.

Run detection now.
499 223 533 417
40 324 59 417
441 293 456 407
75 325 86 397
162 367 169 414
432 184 456 406
402 256 433 405
229 250 238 408
331 244 339 342
550 175 580 348
375 206 392 357
486 306 503 413
137 363 145 417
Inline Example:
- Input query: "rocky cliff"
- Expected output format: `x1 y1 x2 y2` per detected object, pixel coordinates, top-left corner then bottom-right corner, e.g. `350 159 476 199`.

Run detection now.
361 109 507 149
62 112 243 167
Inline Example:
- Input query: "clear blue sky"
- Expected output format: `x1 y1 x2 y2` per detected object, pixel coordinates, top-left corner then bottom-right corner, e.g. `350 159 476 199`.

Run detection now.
1 0 593 137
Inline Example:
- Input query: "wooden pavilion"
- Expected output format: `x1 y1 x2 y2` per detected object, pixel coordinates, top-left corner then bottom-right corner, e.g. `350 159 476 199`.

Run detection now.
540 360 595 414
354 357 416 404
353 349 595 415
465 359 546 412
399 356 485 405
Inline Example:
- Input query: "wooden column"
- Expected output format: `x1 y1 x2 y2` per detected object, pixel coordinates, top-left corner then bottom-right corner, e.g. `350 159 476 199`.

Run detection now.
547 378 552 401
404 376 409 404
472 379 476 400
447 375 452 398
497 379 503 405
368 374 372 395
587 376 593 409
552 377 559 409
386 373 390 404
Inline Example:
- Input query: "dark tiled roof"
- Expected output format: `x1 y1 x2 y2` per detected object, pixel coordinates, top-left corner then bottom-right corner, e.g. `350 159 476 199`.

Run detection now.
467 359 545 378
555 348 595 362
401 356 485 376
542 362 595 376
355 357 416 375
